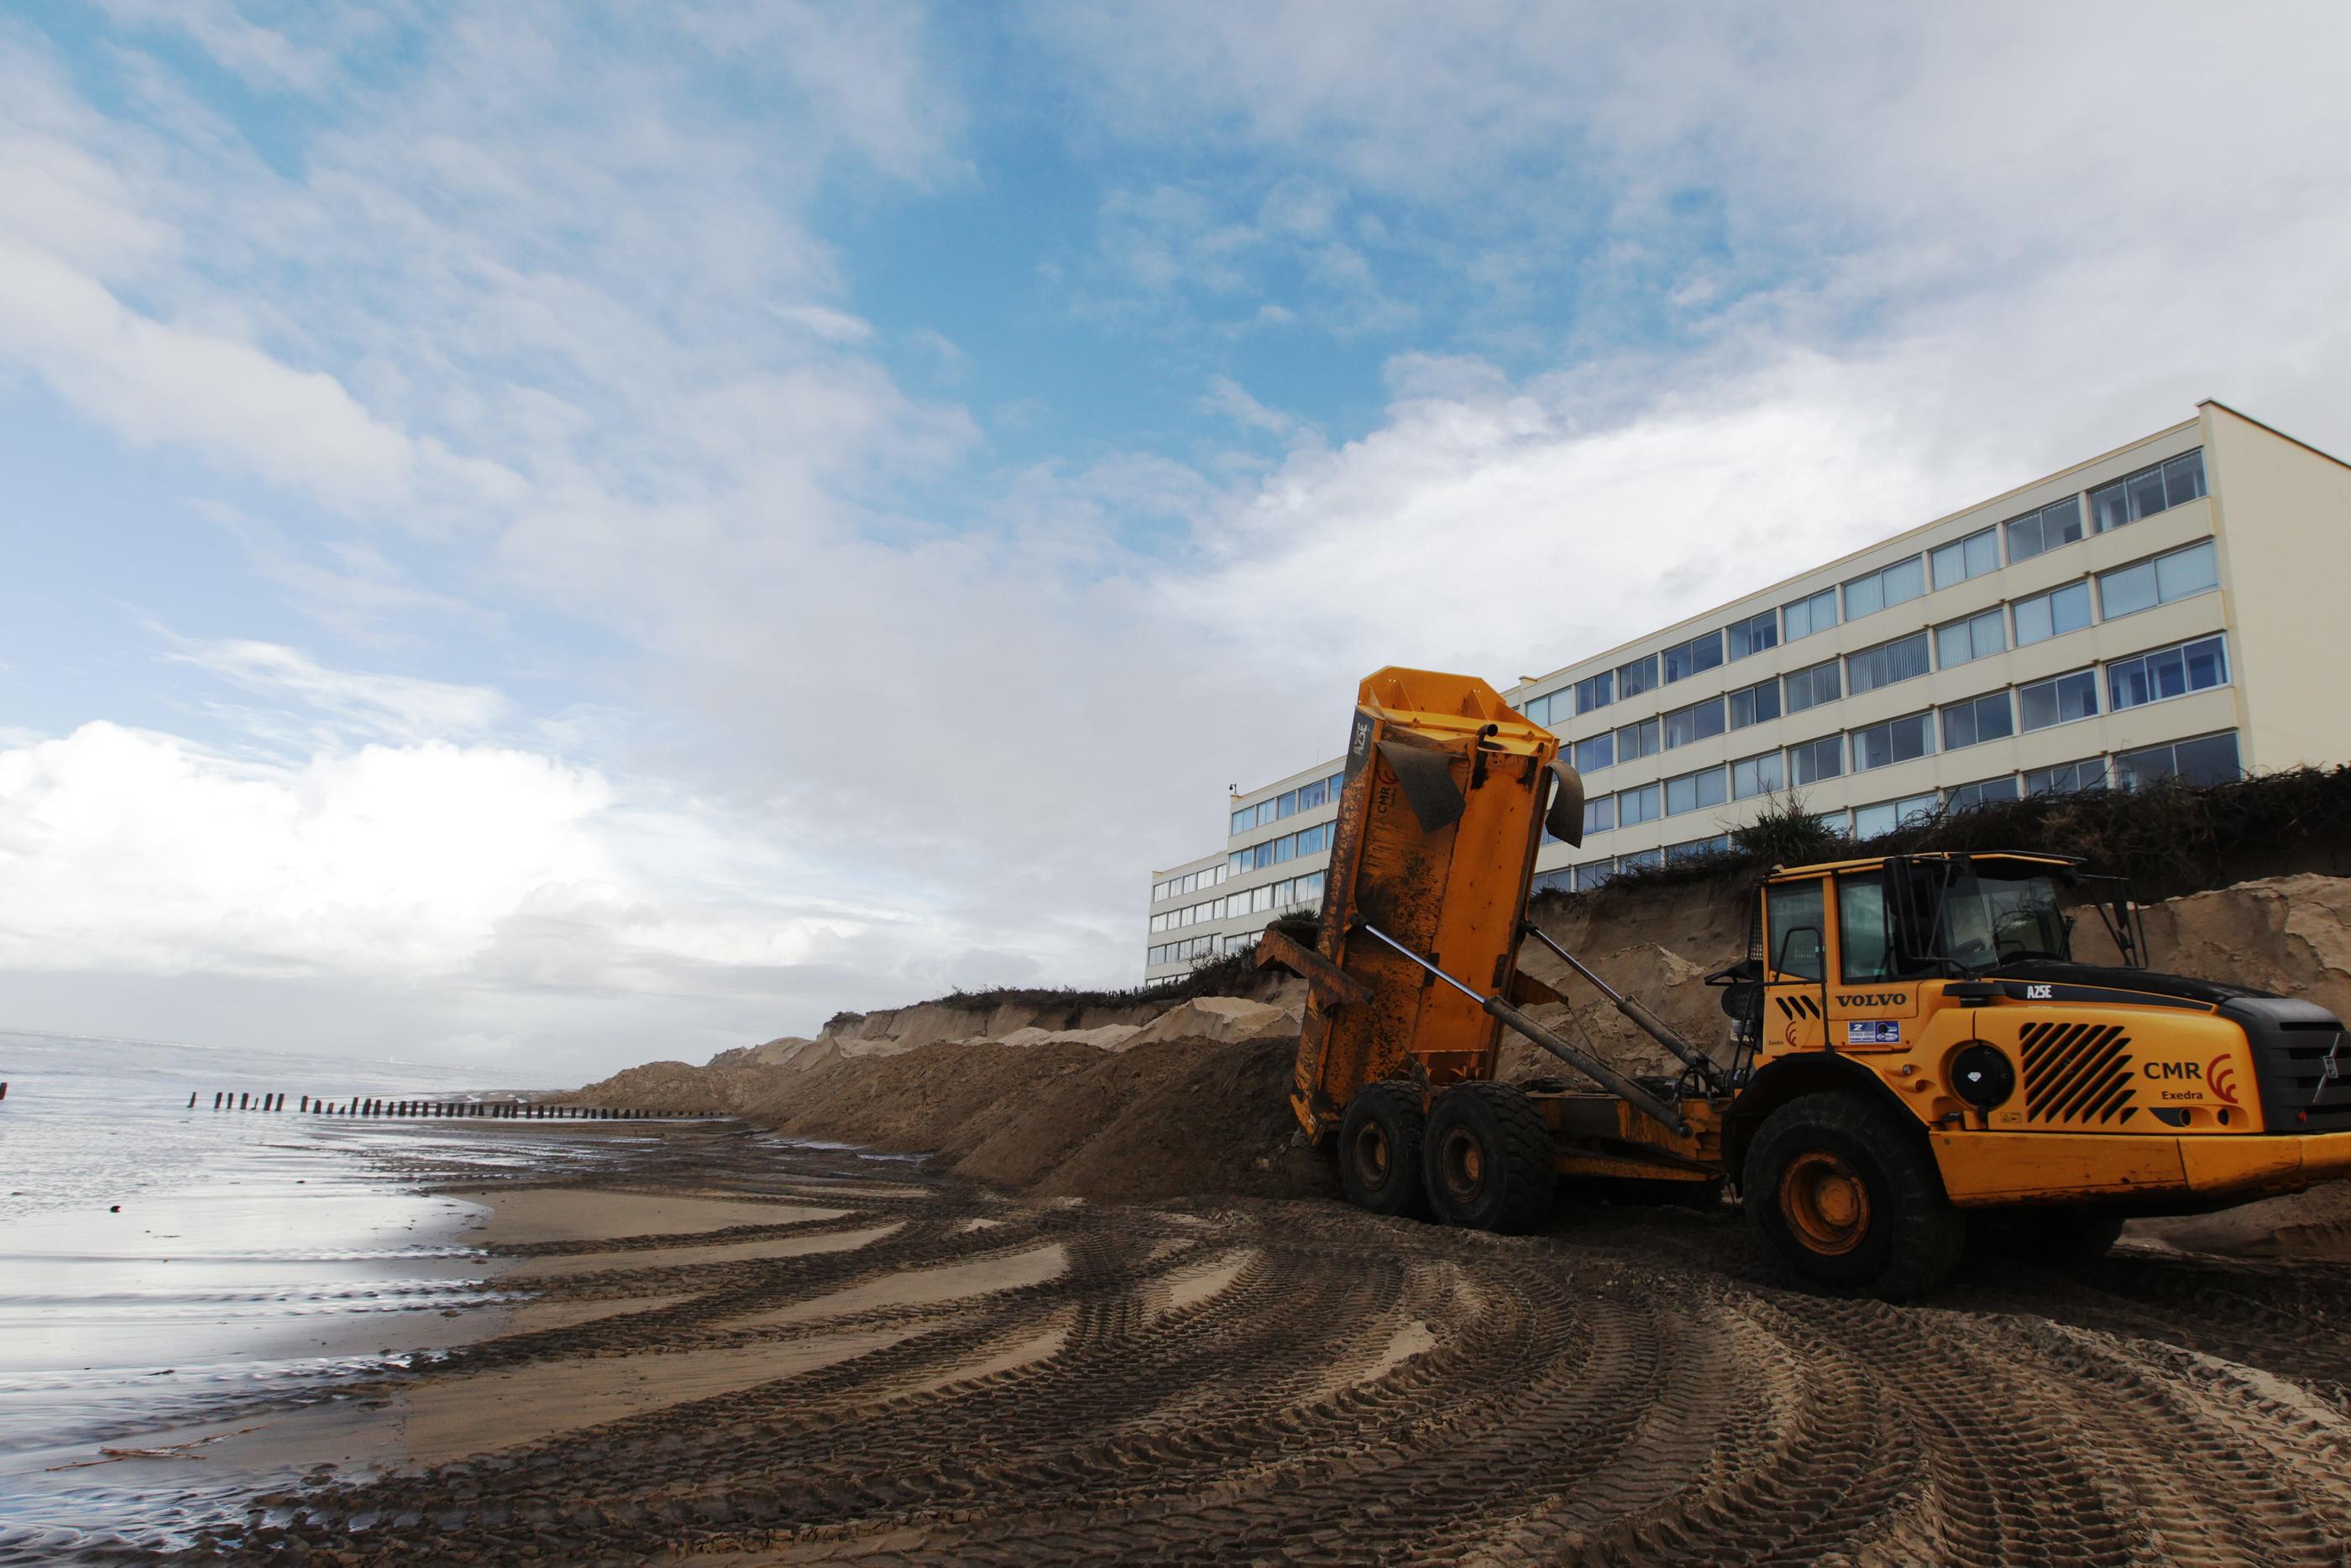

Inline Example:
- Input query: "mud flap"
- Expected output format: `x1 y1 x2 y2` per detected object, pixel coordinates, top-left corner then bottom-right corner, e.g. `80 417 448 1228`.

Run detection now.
1542 760 1585 848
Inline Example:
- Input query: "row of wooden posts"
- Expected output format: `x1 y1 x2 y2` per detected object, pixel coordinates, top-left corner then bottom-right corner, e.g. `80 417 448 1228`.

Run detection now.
187 1090 717 1120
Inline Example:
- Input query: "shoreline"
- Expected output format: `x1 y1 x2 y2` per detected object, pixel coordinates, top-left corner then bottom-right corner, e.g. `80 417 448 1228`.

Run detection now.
0 1117 715 1563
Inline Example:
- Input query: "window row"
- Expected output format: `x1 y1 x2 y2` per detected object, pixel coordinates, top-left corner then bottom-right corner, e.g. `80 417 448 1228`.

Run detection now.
1513 451 2209 729
1150 862 1231 905
1228 771 1346 836
1228 819 1333 874
1538 731 2241 894
1574 635 2230 829
1145 934 1223 967
1557 540 2222 769
1149 871 1331 936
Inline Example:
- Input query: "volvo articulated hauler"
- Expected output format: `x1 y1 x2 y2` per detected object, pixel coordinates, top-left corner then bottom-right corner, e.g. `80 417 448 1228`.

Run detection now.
1258 666 2351 1297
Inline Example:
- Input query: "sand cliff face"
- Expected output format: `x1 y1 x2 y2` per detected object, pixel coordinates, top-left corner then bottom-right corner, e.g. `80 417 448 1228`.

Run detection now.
582 875 2351 1201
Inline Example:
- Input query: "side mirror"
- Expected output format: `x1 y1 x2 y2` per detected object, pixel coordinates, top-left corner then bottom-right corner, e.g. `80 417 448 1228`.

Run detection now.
1542 760 1586 848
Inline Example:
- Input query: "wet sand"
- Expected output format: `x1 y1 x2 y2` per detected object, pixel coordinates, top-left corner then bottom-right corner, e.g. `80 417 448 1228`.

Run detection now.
19 1116 2351 1565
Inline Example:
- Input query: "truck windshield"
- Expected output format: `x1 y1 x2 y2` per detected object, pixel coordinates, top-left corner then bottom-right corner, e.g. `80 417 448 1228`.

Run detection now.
1929 862 2072 970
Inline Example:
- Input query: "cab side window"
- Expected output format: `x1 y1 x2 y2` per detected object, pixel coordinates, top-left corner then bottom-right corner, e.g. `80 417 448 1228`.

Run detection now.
1765 880 1825 982
1838 875 1894 982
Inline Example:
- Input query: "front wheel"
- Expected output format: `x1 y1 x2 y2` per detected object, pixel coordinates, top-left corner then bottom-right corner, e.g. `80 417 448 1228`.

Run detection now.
1338 1083 1427 1216
1744 1092 1964 1299
1422 1083 1556 1234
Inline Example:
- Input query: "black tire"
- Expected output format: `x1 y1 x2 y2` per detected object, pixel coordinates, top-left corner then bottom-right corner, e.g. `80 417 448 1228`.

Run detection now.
1975 1206 2127 1266
1744 1091 1964 1299
1338 1083 1427 1216
1422 1082 1557 1234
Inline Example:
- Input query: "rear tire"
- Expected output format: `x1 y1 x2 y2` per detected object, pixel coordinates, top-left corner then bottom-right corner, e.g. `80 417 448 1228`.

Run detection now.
1744 1091 1963 1299
1422 1083 1557 1234
1338 1083 1427 1217
1975 1207 2127 1266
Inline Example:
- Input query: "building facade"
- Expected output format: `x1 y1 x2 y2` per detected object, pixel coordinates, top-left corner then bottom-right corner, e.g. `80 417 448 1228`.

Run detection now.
1144 401 2351 979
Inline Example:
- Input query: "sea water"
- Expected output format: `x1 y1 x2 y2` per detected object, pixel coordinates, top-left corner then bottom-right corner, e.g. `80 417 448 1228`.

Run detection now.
0 1028 591 1556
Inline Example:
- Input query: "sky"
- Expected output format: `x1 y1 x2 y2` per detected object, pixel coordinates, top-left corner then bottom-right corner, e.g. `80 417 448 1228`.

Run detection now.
3 3 2349 1079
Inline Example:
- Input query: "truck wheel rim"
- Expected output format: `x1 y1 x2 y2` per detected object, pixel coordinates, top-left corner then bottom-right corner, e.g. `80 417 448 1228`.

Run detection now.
1780 1151 1869 1255
1351 1123 1391 1187
1439 1128 1485 1201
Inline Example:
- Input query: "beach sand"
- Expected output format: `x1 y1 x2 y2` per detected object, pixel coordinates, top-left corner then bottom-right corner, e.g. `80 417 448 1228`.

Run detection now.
39 1116 2351 1565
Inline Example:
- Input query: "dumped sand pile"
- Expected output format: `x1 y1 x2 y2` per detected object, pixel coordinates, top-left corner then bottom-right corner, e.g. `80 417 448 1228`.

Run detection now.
749 1033 1333 1204
2125 871 2351 1018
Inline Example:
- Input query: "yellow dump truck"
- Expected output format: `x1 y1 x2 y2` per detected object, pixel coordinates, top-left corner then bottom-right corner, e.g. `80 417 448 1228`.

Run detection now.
1259 666 2351 1296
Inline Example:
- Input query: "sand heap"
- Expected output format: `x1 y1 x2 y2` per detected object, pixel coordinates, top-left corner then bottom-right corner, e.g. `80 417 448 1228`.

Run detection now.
584 874 2351 1205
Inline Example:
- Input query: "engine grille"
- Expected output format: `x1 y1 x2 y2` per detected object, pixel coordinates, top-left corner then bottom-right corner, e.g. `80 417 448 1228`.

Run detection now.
2019 1021 2139 1126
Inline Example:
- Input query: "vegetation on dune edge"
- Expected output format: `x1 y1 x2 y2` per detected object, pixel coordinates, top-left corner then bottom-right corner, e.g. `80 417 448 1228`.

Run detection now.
1537 764 2351 911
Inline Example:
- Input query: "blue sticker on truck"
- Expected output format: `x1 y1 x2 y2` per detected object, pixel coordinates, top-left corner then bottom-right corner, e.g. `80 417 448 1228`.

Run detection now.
1846 1020 1901 1045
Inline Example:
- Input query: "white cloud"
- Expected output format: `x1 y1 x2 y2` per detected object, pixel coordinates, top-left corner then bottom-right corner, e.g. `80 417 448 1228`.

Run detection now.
0 719 1097 1071
166 637 509 745
0 722 615 978
1202 374 1296 437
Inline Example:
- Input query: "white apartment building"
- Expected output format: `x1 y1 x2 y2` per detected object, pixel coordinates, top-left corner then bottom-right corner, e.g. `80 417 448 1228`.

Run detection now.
1145 401 2351 978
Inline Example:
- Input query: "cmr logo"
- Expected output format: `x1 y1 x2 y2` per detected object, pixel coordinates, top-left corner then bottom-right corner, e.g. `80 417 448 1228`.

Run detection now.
2140 1056 2243 1105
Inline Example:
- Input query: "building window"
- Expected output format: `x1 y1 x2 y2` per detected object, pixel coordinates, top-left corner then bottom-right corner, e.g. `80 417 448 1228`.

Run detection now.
1935 606 2007 669
1852 794 1938 839
1783 657 1842 714
1788 734 1845 786
1253 842 1275 870
2097 540 2219 621
2013 580 2092 646
1615 715 1662 762
2018 669 2099 731
1618 781 1664 827
1574 733 1615 773
1298 778 1328 812
1732 750 1784 800
1229 808 1253 834
1574 861 1614 891
1668 834 1731 864
1930 525 2000 589
2004 495 2085 563
1583 795 1615 836
1574 670 1614 714
1947 776 2021 813
1619 653 1660 700
1783 586 1839 642
1727 609 1779 661
1531 867 1574 896
1843 556 1926 620
2090 449 2205 533
1728 678 1781 730
1940 691 2014 750
1846 631 1930 696
2107 635 2228 712
1665 766 1728 816
2113 730 2240 790
1662 697 1726 750
1662 630 1725 684
2023 758 2107 796
1522 691 1560 727
1852 711 1934 771
1619 848 1663 873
